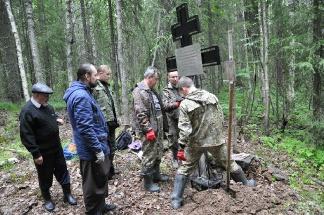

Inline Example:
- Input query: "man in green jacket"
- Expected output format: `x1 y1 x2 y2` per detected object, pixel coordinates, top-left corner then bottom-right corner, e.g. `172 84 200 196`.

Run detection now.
170 76 256 209
162 71 183 168
93 65 122 179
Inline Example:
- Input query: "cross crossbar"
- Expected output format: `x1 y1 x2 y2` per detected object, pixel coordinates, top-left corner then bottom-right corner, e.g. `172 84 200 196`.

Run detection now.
166 46 221 72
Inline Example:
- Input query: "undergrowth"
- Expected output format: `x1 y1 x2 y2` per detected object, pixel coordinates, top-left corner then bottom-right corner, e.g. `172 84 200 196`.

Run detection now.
261 133 324 212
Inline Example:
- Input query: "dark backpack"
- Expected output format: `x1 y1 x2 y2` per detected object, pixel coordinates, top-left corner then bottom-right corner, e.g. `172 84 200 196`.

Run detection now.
115 130 132 151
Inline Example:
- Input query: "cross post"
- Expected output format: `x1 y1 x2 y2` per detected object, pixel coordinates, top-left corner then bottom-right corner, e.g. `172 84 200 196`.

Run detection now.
165 3 222 191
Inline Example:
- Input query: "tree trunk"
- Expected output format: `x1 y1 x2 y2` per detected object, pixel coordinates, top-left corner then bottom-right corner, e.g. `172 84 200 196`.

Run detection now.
151 12 161 67
80 0 92 62
262 0 270 136
25 0 44 84
4 0 30 101
312 0 323 118
116 0 130 124
108 0 120 112
36 0 52 87
0 0 22 103
88 0 97 65
65 0 74 85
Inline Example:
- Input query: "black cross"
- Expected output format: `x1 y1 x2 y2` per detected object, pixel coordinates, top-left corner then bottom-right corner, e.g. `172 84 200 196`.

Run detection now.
171 3 201 47
166 3 221 72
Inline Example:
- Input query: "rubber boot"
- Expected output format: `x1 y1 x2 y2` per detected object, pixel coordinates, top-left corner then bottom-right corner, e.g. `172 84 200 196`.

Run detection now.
152 160 169 182
141 167 160 192
171 147 179 168
170 174 188 209
62 184 77 205
42 190 55 212
230 167 257 186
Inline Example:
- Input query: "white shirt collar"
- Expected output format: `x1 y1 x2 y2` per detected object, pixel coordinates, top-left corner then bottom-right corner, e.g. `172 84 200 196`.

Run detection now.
31 97 47 108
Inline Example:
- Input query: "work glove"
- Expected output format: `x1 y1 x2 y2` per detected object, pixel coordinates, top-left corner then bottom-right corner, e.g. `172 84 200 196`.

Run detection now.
146 129 156 142
177 149 187 161
176 96 184 107
95 151 105 164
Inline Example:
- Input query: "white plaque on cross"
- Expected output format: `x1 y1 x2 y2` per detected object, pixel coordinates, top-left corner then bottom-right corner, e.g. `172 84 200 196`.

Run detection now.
175 43 204 77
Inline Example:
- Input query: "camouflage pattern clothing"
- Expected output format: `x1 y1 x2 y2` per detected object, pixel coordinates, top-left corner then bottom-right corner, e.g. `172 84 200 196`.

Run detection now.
162 82 181 149
177 89 240 176
132 81 177 168
93 80 121 150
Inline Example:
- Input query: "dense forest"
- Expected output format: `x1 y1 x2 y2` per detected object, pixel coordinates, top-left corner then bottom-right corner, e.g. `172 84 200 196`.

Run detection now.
0 0 323 213
1 0 323 140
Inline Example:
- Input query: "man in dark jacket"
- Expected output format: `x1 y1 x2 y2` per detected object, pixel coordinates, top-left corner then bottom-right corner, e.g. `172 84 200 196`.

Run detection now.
20 83 77 212
132 66 178 193
63 63 116 215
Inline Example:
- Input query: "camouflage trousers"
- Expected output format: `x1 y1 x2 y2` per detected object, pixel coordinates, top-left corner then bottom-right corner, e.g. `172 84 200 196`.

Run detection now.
166 118 179 149
138 115 164 169
177 144 240 176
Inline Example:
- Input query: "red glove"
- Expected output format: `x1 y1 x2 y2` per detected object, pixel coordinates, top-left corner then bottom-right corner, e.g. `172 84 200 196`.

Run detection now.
177 149 187 161
146 129 156 142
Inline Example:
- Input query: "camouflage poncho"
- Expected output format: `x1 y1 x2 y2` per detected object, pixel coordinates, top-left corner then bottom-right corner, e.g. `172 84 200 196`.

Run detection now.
178 89 225 147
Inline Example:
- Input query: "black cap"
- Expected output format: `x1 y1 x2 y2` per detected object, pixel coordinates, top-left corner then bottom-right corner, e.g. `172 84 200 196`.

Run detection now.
32 83 53 94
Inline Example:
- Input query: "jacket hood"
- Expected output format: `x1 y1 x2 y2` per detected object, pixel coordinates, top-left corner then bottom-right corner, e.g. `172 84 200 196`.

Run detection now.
185 89 218 105
63 81 89 102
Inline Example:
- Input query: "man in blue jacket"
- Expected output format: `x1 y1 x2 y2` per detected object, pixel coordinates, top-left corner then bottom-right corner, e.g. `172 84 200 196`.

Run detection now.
63 63 116 215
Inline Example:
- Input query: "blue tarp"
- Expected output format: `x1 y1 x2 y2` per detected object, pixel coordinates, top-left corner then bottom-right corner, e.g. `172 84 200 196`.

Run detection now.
63 139 78 160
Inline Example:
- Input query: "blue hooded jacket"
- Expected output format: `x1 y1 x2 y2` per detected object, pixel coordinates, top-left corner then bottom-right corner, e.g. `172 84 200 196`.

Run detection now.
63 81 110 160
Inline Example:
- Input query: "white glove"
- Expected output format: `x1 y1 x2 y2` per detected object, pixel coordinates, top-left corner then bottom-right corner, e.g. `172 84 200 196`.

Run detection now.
95 151 105 164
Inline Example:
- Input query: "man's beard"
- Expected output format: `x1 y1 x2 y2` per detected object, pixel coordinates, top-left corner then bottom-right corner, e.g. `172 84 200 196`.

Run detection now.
89 80 98 88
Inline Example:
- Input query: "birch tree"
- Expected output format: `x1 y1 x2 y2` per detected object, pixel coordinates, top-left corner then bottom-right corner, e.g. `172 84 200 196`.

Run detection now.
65 0 74 85
262 0 270 135
4 0 30 101
25 0 44 84
116 0 129 124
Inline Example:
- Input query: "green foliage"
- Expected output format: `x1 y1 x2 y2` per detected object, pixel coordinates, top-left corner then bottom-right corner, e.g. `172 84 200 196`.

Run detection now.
0 102 20 111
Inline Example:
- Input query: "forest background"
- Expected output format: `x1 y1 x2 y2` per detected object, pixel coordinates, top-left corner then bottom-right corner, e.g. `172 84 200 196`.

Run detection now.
0 0 323 212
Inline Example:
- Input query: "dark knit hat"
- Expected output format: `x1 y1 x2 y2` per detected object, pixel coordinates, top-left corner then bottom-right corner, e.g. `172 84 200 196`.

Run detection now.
32 83 53 94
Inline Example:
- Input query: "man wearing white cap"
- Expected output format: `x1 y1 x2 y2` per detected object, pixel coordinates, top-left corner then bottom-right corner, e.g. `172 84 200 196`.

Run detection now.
19 83 77 212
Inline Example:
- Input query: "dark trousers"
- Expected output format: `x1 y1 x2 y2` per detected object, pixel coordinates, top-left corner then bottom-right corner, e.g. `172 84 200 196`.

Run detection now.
35 148 70 192
80 155 110 215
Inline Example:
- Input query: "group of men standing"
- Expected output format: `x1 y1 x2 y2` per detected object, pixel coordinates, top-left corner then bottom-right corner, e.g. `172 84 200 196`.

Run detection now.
19 63 256 214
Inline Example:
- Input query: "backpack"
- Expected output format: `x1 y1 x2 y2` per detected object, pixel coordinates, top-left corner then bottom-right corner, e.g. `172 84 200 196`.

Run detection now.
115 130 132 151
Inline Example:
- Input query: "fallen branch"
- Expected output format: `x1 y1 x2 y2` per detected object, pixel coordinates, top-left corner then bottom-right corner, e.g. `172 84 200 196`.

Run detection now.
0 147 25 153
313 178 324 187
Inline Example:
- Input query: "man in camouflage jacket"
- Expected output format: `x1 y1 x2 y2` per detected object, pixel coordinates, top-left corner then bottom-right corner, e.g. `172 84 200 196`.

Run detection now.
93 65 122 178
132 66 178 193
170 77 256 209
162 71 183 168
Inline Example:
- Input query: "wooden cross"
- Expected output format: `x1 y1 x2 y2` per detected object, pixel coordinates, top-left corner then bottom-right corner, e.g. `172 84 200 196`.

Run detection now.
166 3 221 72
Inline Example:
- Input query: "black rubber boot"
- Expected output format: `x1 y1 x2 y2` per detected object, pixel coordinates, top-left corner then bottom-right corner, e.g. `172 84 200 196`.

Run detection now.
102 203 117 213
42 190 55 212
230 167 257 186
62 184 77 205
152 160 169 182
141 167 160 192
170 174 188 209
171 147 179 168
